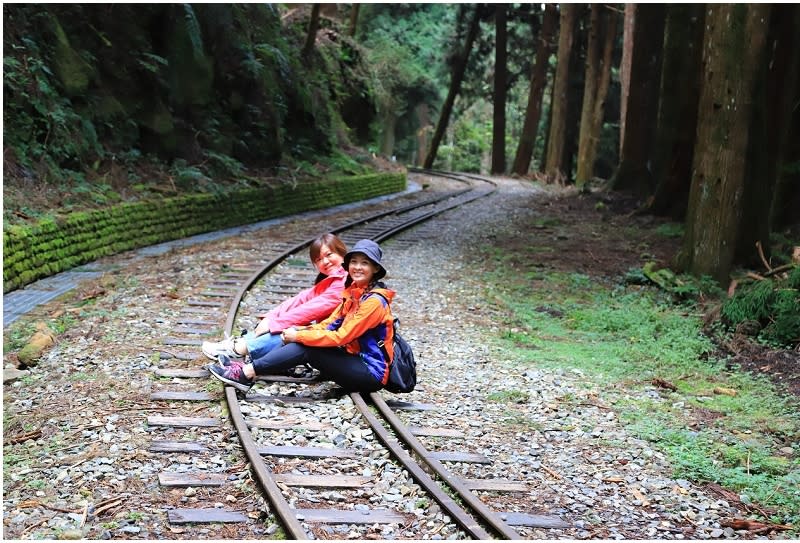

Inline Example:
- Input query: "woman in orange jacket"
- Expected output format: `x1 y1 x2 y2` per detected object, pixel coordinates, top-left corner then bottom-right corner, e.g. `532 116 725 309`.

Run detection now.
208 239 395 393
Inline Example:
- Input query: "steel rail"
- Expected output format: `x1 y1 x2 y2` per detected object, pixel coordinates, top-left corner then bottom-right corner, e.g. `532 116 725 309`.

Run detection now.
408 166 500 187
224 386 309 538
349 392 494 540
369 392 522 539
220 170 503 539
223 185 474 335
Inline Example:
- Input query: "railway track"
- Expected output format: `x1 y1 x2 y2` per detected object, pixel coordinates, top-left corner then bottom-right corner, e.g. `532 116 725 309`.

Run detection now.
149 170 570 539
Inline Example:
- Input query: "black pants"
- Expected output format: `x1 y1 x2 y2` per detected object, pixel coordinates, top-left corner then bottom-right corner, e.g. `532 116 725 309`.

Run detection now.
251 343 382 392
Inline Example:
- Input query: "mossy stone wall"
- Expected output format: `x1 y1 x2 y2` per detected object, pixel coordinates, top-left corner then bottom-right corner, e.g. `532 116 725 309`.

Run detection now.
3 172 406 293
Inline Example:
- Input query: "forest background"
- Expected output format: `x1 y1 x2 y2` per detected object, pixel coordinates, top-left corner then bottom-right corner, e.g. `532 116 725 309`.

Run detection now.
2 3 799 346
3 3 800 531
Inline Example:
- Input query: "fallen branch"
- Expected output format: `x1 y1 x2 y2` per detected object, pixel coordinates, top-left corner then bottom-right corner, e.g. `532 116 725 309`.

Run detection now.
112 405 180 412
652 378 677 392
18 499 81 514
578 401 613 410
94 496 127 517
763 262 797 278
4 429 42 445
708 483 775 519
56 443 103 468
755 241 772 272
713 386 737 397
20 516 52 538
541 464 562 480
722 518 792 534
631 487 650 506
80 501 89 527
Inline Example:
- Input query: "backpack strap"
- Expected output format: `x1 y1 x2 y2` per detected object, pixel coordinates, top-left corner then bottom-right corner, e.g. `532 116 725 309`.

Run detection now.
367 292 397 355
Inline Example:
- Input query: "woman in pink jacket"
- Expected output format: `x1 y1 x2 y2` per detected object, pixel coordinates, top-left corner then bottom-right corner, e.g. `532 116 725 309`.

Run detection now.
201 233 347 362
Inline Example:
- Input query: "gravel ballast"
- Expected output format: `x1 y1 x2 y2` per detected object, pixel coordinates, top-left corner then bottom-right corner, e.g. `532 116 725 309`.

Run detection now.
2 176 780 540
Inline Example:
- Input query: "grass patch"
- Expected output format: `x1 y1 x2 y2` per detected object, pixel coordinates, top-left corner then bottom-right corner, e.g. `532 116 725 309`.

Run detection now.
482 263 800 526
3 320 40 353
655 222 684 238
487 390 529 403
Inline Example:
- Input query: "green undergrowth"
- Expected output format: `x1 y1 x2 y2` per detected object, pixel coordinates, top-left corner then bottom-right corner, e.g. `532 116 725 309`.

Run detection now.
483 265 800 527
721 265 800 348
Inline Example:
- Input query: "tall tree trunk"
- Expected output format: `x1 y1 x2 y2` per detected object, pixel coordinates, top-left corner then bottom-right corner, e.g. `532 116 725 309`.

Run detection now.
512 4 557 176
575 5 602 186
491 4 508 174
609 4 665 195
575 5 618 187
544 4 577 183
424 6 481 170
592 7 617 178
773 113 800 230
539 85 553 173
380 112 397 157
766 5 800 231
302 4 321 60
678 4 770 283
648 5 705 219
737 5 786 266
347 4 360 37
563 6 587 184
619 4 635 155
446 125 455 172
415 103 432 167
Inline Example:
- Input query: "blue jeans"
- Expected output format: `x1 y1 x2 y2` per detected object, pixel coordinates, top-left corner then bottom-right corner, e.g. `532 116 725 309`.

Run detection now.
251 343 383 392
243 332 284 361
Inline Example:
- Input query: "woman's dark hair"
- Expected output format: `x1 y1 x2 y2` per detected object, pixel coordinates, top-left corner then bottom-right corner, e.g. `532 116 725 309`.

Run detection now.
310 233 347 283
309 233 347 262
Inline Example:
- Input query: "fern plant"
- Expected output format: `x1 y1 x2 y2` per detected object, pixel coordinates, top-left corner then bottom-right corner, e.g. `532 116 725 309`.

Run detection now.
721 266 800 347
181 4 204 61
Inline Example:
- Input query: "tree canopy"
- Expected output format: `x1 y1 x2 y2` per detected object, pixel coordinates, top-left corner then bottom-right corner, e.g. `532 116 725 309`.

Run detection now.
3 3 799 297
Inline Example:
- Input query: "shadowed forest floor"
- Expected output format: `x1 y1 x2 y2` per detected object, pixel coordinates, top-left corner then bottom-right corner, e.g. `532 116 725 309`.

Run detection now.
514 187 800 399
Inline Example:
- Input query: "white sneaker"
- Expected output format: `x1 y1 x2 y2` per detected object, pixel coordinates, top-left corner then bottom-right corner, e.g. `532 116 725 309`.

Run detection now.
201 337 243 360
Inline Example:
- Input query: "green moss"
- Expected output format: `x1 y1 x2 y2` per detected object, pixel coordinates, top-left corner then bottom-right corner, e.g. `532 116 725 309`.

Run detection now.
93 93 127 119
139 99 174 135
3 172 405 292
50 15 93 96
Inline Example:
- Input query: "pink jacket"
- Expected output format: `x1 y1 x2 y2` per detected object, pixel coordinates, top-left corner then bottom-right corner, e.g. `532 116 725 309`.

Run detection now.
261 268 347 333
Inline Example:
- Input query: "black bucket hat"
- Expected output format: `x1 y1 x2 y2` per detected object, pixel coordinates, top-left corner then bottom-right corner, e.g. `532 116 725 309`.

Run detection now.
343 239 386 280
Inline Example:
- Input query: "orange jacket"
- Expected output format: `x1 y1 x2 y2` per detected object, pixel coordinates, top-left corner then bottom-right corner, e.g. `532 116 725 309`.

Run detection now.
295 284 395 385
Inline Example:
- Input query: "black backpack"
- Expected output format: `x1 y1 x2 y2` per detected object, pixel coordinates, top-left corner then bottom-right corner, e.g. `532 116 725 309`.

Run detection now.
370 292 417 393
384 319 417 393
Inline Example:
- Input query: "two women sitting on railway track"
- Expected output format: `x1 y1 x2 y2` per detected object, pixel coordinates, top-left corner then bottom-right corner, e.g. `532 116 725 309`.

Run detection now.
207 239 396 393
201 232 348 365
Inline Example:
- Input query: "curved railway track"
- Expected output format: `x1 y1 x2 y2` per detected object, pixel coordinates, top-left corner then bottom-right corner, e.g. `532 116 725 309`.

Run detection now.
150 170 570 539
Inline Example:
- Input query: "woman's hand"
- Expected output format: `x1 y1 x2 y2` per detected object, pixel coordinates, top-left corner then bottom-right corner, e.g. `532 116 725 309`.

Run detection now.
281 327 297 344
254 318 271 336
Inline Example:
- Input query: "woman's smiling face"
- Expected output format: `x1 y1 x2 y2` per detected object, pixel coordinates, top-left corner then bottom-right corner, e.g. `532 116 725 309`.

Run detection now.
313 244 344 276
347 253 378 286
